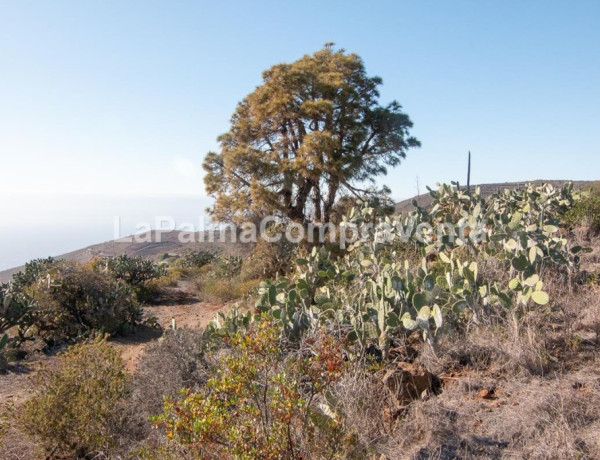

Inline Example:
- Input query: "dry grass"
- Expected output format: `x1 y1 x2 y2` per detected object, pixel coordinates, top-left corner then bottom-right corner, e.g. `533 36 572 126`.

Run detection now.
493 373 600 459
385 370 600 459
331 359 600 459
396 245 600 459
330 368 399 456
109 328 215 457
325 236 600 459
195 277 260 303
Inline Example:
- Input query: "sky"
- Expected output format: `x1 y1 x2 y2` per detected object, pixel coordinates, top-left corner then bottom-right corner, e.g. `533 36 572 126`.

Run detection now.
0 0 599 269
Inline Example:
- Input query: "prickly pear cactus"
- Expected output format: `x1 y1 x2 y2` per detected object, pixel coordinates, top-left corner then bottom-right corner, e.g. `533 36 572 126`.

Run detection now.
208 182 586 360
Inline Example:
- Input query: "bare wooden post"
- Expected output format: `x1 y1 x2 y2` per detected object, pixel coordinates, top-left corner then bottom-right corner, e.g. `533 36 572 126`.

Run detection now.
467 151 471 192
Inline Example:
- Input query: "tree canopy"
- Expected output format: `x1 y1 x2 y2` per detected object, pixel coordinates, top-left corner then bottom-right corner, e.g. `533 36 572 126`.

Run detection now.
203 45 420 224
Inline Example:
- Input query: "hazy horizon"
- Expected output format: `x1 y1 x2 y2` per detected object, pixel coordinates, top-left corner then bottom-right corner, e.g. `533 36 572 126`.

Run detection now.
0 194 212 271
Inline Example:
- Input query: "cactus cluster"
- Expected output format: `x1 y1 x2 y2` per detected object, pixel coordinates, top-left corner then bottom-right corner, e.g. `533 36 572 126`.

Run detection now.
176 250 217 269
1 260 144 348
204 305 252 339
104 254 167 287
0 283 34 350
208 182 587 358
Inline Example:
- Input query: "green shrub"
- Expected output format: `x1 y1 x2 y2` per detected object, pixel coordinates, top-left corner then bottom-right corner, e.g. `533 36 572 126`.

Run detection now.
0 284 35 368
0 342 6 371
11 257 55 291
563 195 600 233
213 255 243 279
0 284 34 342
153 322 352 459
30 263 141 344
176 250 217 269
585 180 600 196
163 251 220 284
18 338 128 458
104 254 167 287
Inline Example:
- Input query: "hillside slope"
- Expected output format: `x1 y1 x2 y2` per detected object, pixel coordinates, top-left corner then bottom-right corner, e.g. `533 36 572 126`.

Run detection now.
0 230 251 283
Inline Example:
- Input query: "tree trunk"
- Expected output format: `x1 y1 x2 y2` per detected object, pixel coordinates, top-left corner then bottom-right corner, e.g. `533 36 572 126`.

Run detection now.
314 183 322 222
291 179 314 222
323 179 339 224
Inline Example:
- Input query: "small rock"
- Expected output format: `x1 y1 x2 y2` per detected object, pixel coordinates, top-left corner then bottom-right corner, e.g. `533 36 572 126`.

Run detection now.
490 400 505 409
382 362 436 405
477 388 495 400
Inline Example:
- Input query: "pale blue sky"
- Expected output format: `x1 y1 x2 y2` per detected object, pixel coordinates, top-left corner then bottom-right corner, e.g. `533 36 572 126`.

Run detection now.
1 0 599 198
0 1 599 269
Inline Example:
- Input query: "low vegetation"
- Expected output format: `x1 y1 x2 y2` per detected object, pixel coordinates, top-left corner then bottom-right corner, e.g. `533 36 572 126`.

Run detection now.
215 183 587 348
153 321 352 459
0 255 167 359
564 184 600 234
18 338 128 458
30 263 141 344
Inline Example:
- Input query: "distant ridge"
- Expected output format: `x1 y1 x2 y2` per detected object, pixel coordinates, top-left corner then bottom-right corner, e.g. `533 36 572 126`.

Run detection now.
394 179 595 214
0 230 251 283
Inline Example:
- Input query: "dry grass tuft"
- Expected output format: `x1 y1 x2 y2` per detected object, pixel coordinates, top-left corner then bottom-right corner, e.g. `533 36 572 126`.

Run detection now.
330 368 399 456
194 277 260 303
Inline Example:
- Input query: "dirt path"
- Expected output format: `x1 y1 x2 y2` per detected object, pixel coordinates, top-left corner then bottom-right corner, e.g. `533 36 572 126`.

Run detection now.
0 282 226 393
111 286 227 371
0 282 228 456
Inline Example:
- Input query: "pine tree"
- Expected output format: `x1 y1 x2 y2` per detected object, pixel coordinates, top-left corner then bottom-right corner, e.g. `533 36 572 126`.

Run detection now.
203 45 420 224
